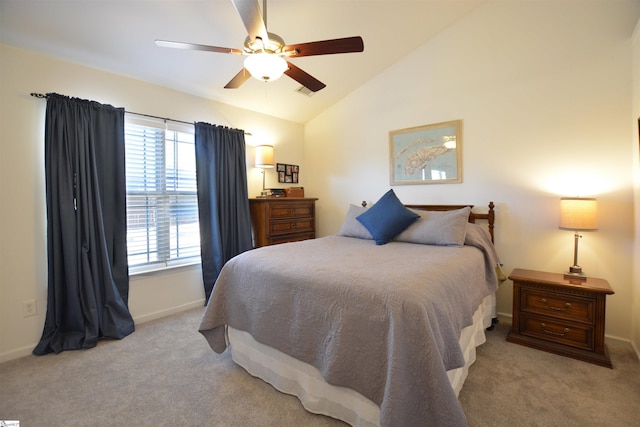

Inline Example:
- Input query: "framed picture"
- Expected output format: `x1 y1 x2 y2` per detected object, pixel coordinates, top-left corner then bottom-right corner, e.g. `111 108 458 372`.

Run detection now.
389 120 462 185
277 163 299 183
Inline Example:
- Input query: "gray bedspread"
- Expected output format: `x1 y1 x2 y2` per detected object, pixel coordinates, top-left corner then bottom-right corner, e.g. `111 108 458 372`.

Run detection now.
199 234 499 426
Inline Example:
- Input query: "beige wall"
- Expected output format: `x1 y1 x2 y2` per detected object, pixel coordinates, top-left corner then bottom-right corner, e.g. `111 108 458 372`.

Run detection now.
0 44 304 362
304 0 639 346
632 17 640 357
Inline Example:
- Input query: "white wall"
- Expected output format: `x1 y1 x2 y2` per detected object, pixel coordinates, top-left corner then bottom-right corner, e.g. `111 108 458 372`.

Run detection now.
305 0 639 344
632 17 640 357
0 44 304 362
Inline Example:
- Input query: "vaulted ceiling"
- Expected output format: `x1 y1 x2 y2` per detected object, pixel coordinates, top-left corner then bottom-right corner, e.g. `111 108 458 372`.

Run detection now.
0 0 486 123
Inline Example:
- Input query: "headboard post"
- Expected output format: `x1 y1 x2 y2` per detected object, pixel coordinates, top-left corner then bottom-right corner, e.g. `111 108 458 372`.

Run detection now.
487 201 495 242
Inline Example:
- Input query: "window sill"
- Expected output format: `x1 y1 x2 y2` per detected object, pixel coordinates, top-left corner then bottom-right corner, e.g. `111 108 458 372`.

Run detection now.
129 260 201 279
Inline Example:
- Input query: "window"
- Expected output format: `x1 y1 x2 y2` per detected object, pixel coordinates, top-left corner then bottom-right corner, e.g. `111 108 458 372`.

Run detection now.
124 115 200 272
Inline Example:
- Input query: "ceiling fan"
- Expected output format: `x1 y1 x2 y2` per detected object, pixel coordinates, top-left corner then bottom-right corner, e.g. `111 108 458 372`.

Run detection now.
155 0 364 93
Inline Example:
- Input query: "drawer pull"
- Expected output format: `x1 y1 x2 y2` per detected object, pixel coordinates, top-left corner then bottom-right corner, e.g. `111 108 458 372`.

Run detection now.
540 298 571 311
541 323 569 337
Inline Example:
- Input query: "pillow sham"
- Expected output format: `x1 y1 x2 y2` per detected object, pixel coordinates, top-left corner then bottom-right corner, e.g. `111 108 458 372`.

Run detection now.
337 204 373 240
464 221 493 248
356 189 419 245
394 206 471 246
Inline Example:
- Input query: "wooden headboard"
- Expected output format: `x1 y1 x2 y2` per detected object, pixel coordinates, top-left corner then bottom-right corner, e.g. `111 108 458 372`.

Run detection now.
361 201 496 243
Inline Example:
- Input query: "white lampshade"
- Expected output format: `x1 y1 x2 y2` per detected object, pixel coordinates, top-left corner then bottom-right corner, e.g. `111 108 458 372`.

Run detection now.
244 54 288 82
559 197 597 231
255 145 274 168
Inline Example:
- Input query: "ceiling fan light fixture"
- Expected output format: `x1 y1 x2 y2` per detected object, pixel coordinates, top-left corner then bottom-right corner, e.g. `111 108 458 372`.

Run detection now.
156 0 363 91
244 53 288 82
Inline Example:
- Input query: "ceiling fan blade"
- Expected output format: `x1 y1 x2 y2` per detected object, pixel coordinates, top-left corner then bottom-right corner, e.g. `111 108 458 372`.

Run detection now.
155 40 243 55
284 36 364 58
224 68 252 89
230 0 269 44
284 62 326 92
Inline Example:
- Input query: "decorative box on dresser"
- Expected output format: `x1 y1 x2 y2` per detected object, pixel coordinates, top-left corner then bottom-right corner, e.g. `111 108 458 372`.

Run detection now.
249 197 318 248
506 268 614 368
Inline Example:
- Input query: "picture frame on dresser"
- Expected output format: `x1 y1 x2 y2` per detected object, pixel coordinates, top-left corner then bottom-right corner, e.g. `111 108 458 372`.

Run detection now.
389 119 462 185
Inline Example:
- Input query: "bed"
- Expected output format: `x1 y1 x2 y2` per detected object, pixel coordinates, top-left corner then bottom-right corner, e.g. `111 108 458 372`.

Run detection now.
199 196 501 426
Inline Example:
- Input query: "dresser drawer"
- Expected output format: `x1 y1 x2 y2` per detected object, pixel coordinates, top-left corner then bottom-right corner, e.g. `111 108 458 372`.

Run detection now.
521 313 594 351
269 218 315 236
521 287 594 324
269 231 315 245
268 202 314 219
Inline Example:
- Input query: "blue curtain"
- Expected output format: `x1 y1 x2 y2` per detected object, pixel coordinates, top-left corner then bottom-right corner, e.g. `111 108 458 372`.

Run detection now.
195 123 253 302
33 94 134 355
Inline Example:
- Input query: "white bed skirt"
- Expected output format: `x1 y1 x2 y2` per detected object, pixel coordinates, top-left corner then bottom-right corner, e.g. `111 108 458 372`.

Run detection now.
228 294 495 427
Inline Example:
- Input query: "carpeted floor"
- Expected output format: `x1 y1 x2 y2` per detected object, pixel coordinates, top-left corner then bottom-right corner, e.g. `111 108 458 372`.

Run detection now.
1 307 638 426
459 321 640 426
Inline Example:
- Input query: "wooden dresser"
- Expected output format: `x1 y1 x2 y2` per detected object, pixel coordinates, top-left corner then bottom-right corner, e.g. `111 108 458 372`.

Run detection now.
506 268 614 368
249 197 318 248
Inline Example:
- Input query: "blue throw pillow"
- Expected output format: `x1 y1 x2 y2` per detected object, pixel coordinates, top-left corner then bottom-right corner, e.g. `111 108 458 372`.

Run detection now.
356 189 419 245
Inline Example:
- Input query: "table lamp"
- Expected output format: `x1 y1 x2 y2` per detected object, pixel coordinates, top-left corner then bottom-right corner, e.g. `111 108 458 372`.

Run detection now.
255 145 274 197
559 197 597 280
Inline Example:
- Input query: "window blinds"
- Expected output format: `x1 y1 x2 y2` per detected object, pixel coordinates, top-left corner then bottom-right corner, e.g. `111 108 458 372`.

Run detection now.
124 115 200 271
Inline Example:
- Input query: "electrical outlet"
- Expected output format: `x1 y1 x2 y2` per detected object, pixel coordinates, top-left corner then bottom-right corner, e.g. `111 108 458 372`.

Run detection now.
23 300 37 317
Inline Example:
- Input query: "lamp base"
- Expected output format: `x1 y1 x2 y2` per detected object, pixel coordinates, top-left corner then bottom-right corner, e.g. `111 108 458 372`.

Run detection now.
564 271 587 281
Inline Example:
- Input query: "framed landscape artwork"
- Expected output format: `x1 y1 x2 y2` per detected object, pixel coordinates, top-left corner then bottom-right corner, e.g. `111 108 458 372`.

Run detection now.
389 120 462 185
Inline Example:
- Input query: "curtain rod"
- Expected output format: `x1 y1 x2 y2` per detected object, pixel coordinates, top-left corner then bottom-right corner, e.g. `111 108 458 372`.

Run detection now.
30 92 251 135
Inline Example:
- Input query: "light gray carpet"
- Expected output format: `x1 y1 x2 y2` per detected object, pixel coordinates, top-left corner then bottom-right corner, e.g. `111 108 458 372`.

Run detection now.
1 307 638 426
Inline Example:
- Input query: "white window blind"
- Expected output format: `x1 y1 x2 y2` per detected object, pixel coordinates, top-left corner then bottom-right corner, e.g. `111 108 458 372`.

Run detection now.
124 115 200 272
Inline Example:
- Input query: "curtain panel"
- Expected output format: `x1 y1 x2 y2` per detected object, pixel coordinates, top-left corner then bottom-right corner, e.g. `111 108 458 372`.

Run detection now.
34 94 134 355
194 123 253 302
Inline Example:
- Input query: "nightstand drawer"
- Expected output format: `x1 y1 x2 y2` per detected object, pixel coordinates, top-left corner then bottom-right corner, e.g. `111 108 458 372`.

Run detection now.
521 288 594 324
521 314 594 351
269 218 314 236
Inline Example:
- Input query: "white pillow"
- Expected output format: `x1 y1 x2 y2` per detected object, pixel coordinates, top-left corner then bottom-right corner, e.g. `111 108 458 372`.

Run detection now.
336 204 373 240
394 206 471 246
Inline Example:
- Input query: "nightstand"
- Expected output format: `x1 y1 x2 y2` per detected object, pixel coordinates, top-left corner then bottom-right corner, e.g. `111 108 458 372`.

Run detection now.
506 268 614 368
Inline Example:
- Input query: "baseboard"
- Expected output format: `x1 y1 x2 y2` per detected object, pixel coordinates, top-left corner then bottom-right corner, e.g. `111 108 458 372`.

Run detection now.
132 299 206 325
0 344 37 364
0 299 207 365
495 311 512 325
631 340 640 362
604 333 631 348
